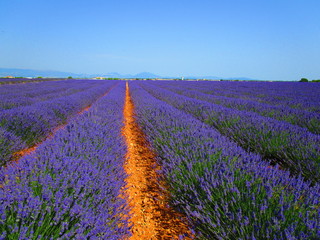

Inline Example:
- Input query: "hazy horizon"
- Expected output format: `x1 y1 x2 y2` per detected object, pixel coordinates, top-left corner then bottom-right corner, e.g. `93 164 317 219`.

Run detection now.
1 0 319 81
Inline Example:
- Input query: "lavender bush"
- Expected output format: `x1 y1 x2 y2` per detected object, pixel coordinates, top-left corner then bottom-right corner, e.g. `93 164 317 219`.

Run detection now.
130 82 320 239
0 80 118 166
168 81 320 114
0 78 53 85
0 80 107 111
0 82 129 239
154 82 320 134
0 127 26 164
139 82 320 183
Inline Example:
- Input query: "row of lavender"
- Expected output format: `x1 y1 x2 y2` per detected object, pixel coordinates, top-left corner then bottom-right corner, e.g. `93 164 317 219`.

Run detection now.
0 80 102 111
0 80 117 166
130 82 320 239
0 82 129 239
139 82 320 183
172 81 320 114
0 78 54 85
153 81 320 134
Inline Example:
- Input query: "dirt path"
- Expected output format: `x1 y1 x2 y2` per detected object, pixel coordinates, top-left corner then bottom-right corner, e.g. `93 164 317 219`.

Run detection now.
122 82 192 239
11 83 119 162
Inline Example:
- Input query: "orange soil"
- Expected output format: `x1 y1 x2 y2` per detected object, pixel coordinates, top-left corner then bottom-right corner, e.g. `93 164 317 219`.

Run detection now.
122 82 192 239
11 84 118 162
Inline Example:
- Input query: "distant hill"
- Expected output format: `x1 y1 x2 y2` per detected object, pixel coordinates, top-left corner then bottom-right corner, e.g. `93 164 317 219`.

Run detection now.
0 68 80 78
0 68 162 79
133 72 162 78
99 72 162 79
0 68 255 80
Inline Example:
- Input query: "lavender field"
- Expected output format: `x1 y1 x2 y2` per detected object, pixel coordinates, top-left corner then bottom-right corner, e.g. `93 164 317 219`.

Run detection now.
1 80 320 239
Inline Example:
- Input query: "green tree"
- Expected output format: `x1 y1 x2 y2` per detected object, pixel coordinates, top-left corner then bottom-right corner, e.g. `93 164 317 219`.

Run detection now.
299 78 308 82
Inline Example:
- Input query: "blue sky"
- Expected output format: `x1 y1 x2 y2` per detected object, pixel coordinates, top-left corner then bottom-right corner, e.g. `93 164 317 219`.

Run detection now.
0 0 319 80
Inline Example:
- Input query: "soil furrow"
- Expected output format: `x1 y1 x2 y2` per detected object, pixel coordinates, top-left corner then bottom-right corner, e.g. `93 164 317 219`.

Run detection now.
122 82 192 239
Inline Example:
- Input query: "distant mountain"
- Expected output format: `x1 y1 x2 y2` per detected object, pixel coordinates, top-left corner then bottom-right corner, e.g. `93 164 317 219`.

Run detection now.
133 72 162 78
184 75 220 80
0 68 79 78
0 68 161 79
91 72 162 79
0 68 255 80
99 72 129 78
